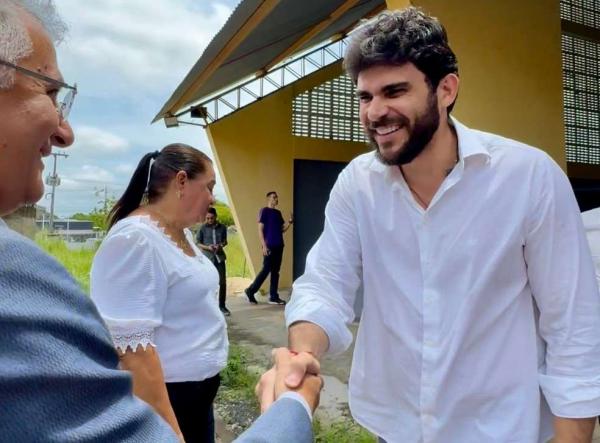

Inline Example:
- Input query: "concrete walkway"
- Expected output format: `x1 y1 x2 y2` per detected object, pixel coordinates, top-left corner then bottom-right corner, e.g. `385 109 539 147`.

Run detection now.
219 279 600 442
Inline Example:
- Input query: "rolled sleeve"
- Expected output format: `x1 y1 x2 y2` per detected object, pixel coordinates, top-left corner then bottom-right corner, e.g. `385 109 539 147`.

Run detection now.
286 167 362 355
524 155 600 417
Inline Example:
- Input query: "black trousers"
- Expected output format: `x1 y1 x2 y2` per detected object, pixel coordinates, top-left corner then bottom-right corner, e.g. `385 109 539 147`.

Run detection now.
165 374 220 443
246 245 284 298
213 260 227 308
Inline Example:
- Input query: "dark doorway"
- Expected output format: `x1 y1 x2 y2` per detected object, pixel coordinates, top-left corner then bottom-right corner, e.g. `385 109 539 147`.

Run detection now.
570 178 600 212
293 159 347 280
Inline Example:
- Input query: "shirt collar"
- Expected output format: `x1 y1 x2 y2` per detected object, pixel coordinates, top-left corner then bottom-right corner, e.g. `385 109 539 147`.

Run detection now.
368 116 491 177
450 116 491 163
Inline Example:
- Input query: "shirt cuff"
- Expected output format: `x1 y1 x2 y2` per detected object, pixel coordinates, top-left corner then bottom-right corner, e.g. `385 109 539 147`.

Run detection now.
286 300 353 355
278 392 312 421
539 373 600 418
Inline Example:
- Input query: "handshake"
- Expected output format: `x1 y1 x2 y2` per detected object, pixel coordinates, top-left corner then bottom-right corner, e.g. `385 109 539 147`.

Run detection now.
255 348 323 415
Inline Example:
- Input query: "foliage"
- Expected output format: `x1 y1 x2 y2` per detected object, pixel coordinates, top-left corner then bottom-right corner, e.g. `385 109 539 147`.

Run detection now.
71 197 116 232
225 232 251 278
220 344 260 397
313 419 376 443
213 200 234 227
35 233 97 293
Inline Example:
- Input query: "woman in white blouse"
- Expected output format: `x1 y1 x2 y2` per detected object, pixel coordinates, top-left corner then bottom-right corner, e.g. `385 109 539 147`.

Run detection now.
91 143 228 443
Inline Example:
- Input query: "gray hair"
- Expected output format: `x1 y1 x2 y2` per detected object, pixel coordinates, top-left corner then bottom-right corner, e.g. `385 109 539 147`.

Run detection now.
0 0 67 89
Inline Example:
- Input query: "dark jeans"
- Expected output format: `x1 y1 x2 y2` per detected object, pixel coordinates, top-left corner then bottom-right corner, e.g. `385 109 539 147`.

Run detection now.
213 260 227 308
246 245 284 299
165 374 220 443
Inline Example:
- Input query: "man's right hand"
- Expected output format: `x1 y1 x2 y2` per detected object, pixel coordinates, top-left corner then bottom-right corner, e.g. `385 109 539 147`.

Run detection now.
256 348 321 413
261 244 270 256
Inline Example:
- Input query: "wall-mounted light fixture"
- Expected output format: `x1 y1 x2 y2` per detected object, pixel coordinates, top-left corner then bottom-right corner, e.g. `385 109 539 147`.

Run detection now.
163 105 209 129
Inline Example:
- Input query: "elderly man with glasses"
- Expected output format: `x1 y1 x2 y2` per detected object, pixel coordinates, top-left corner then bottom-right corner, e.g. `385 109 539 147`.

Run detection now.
0 1 322 442
0 1 179 441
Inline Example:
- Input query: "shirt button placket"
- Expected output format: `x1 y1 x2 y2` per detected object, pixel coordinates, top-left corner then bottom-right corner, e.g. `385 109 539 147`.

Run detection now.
421 289 438 443
420 219 437 442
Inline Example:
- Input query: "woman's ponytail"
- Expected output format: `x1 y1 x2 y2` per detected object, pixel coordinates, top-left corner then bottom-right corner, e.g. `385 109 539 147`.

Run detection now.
106 151 159 229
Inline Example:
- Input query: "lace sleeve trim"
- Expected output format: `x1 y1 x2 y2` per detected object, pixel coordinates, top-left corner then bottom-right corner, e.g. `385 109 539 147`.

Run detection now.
111 330 156 353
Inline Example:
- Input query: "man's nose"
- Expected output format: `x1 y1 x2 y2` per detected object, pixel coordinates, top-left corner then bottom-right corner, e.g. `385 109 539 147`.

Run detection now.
51 119 75 148
367 97 388 123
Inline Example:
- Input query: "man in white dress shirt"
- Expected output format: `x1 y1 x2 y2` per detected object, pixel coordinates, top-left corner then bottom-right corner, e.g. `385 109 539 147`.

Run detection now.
257 7 600 443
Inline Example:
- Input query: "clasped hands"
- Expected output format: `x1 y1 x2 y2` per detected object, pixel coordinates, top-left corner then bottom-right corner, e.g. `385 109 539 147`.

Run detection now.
255 348 323 414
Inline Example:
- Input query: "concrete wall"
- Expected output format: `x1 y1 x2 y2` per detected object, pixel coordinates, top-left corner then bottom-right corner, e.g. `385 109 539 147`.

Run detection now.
386 0 566 168
207 62 368 288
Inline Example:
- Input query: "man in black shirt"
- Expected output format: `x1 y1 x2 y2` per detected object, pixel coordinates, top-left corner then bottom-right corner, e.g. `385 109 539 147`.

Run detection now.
197 207 230 316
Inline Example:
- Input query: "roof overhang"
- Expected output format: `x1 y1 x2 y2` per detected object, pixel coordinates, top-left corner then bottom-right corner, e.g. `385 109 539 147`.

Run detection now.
153 0 386 123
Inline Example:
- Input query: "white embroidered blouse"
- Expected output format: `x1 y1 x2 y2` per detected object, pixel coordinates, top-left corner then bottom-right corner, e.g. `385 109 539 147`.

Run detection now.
90 215 228 383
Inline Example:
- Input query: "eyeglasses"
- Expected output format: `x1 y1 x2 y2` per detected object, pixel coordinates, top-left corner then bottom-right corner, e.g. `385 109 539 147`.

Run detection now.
0 59 77 120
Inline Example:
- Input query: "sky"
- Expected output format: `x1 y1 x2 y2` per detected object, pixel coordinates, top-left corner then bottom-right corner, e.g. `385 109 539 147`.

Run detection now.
43 0 240 217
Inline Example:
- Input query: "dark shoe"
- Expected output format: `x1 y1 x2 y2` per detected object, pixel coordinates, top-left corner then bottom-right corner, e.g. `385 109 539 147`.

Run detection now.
220 306 231 316
268 298 286 305
245 289 258 305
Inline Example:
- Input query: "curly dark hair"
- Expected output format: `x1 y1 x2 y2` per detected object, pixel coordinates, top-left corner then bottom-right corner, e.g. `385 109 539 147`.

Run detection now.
344 7 458 112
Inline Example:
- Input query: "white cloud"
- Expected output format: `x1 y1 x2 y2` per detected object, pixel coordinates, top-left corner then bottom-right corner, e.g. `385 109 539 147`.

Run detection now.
70 164 117 184
44 1 234 217
115 163 135 175
72 126 130 154
59 177 85 191
56 0 233 98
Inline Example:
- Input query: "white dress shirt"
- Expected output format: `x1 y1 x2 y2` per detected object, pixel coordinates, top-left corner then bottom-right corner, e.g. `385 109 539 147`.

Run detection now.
286 119 600 443
91 215 229 382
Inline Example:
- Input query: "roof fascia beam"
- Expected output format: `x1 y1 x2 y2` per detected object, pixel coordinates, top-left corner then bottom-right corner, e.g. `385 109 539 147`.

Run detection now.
258 0 362 75
335 3 386 41
168 0 281 114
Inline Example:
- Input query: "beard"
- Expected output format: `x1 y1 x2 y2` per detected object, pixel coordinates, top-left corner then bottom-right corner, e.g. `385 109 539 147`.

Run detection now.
368 92 440 166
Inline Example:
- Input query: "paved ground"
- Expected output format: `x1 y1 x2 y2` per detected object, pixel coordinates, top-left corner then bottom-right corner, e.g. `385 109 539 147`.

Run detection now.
218 278 600 442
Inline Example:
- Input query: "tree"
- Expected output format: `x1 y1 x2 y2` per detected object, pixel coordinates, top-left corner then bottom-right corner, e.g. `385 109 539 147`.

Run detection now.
213 201 234 227
71 198 116 233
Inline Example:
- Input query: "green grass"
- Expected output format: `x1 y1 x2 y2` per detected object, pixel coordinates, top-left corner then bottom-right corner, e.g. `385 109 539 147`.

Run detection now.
313 419 377 443
225 232 251 278
35 233 97 294
220 343 260 398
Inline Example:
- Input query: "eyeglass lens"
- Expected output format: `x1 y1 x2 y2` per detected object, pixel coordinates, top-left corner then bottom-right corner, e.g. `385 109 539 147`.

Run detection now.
56 86 76 120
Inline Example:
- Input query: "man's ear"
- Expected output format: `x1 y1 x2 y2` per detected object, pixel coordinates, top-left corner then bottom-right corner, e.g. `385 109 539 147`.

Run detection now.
437 73 459 110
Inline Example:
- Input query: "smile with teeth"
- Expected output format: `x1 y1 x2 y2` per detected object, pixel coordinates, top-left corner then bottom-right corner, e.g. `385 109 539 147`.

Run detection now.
374 125 401 136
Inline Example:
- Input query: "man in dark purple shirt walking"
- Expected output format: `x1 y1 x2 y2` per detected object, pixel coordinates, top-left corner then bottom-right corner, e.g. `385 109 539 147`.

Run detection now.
245 191 293 305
